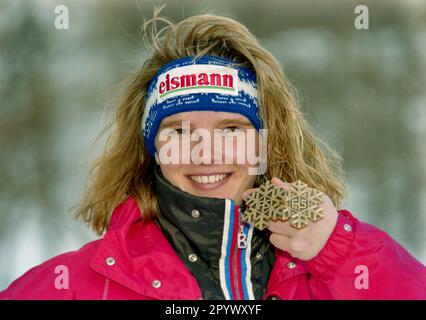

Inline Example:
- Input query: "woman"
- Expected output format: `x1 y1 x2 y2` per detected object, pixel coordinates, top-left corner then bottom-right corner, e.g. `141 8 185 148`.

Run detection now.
1 11 425 300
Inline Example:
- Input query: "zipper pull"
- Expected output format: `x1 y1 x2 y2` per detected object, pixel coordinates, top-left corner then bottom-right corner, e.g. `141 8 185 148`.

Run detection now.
237 206 247 249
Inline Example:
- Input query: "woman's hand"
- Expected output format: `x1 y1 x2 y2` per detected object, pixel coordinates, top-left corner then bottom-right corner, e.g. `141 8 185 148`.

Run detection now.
242 177 339 261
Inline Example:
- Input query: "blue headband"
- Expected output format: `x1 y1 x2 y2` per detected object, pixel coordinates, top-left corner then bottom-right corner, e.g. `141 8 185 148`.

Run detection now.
141 55 263 156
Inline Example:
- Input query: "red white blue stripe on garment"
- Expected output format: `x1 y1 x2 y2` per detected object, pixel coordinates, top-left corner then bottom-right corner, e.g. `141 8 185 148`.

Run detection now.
219 199 255 300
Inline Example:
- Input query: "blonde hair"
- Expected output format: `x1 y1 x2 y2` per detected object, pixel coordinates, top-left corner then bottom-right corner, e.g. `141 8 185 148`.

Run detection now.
75 6 347 235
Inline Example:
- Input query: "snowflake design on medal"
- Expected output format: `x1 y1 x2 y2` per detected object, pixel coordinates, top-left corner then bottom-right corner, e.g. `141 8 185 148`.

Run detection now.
242 180 324 231
242 180 288 230
285 180 324 230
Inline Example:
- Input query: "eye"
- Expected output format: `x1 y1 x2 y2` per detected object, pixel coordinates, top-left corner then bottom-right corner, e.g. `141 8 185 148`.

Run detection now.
174 128 190 135
221 126 243 134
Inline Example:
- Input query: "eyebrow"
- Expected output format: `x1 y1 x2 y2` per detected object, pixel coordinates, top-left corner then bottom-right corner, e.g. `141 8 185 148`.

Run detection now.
159 118 253 129
159 120 186 129
217 119 253 127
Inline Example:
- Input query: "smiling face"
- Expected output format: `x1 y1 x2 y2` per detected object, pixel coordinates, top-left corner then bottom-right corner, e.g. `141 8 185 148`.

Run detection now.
154 111 260 204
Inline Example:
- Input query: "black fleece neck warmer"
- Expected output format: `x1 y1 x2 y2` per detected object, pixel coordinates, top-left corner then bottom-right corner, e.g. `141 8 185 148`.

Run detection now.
153 165 274 300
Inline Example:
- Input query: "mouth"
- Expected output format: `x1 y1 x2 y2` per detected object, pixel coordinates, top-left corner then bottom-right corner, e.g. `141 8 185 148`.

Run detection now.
187 173 233 190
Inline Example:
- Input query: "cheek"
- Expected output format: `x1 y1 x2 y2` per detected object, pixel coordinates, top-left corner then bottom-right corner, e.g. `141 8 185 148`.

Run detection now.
229 170 256 204
157 163 185 187
234 167 256 190
155 136 182 164
221 135 252 165
230 133 260 165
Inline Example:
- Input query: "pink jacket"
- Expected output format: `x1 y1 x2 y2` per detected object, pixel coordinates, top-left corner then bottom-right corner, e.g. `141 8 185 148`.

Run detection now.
1 197 425 300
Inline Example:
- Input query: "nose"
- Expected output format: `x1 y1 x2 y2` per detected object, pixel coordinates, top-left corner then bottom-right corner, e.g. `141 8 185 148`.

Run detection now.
187 128 217 165
189 128 240 165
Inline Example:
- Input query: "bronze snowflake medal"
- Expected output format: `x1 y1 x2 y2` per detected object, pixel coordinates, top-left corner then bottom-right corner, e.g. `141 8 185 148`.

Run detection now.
242 180 325 230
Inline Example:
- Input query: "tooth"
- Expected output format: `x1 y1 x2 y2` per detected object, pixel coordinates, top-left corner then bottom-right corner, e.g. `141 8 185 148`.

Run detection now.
191 174 230 184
